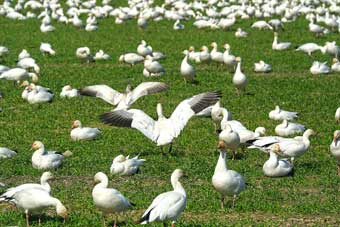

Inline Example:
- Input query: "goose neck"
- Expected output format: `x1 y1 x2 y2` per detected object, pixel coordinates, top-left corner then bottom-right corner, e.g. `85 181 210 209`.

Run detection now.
214 150 228 174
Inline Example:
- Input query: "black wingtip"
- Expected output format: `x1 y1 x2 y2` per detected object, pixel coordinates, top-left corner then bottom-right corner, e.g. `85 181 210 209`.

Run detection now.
138 208 153 224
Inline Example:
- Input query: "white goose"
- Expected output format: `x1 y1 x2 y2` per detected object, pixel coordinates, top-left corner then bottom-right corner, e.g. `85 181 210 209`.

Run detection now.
40 22 55 33
335 107 340 123
263 144 293 177
0 172 53 202
254 60 271 73
212 140 246 208
0 68 38 83
330 130 340 176
251 21 273 30
17 57 40 73
211 101 232 132
110 154 145 176
272 32 291 50
173 20 184 30
40 42 55 55
310 61 330 75
139 169 186 227
218 124 240 160
79 82 169 110
222 44 236 66
94 50 111 60
92 172 133 227
31 141 72 170
60 85 79 98
188 46 200 63
331 58 340 72
100 91 221 152
210 42 224 64
18 49 30 60
137 40 153 56
27 84 53 104
295 43 324 56
0 147 17 158
199 46 211 63
275 119 305 137
235 28 248 38
119 53 144 66
76 47 93 63
0 65 9 73
144 55 165 75
181 50 195 82
70 120 101 141
269 105 298 121
2 187 68 227
232 57 247 95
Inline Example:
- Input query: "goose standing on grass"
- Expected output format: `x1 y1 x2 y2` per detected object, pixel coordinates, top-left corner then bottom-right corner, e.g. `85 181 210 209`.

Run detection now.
269 106 298 121
0 147 17 158
272 32 291 50
331 58 340 72
139 169 186 227
60 85 79 98
251 21 273 30
335 107 340 123
254 60 271 73
31 141 72 170
110 154 145 176
70 120 101 141
309 19 325 36
310 61 330 75
181 50 195 83
79 82 169 110
275 119 305 137
210 42 224 64
2 187 68 227
40 42 55 55
212 140 246 209
219 124 240 160
263 144 293 177
0 172 53 202
323 41 340 58
295 43 324 56
137 40 153 56
235 28 248 38
330 130 340 175
119 53 144 66
100 91 221 152
92 172 133 227
232 57 247 95
0 68 38 84
223 44 236 66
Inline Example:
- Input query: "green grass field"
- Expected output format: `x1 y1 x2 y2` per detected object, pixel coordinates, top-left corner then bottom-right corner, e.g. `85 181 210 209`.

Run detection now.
1 14 340 227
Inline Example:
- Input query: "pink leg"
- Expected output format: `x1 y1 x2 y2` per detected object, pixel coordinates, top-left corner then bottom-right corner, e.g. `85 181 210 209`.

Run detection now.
113 215 117 227
25 211 30 227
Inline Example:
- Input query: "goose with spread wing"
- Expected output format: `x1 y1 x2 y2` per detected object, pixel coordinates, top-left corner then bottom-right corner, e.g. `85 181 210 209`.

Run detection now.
79 82 169 111
100 91 222 152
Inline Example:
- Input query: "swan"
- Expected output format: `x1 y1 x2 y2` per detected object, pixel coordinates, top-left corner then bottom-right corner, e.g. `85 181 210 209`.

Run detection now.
76 47 93 63
232 57 247 95
180 50 195 82
295 43 324 56
332 58 340 72
173 20 184 30
110 154 145 176
92 172 133 227
94 50 111 60
310 61 330 75
60 85 79 98
235 28 248 38
222 44 236 66
137 40 153 56
0 147 17 158
139 169 186 227
31 141 72 170
330 130 340 175
79 82 169 110
18 49 30 60
0 172 53 202
40 42 55 55
272 32 291 50
254 60 271 73
210 42 224 64
212 140 246 208
335 107 340 123
17 57 40 73
100 91 221 152
251 21 272 30
119 53 144 66
275 119 305 137
2 187 68 227
27 84 53 104
199 46 211 63
0 68 38 83
144 55 165 74
269 105 298 121
263 144 293 177
70 120 101 141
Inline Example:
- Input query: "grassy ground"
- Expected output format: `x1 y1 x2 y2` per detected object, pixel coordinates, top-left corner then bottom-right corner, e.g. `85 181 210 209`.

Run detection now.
1 14 340 227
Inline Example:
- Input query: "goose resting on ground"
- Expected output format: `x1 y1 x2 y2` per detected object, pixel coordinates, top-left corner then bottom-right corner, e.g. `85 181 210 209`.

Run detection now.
110 154 145 176
263 144 293 177
0 147 17 158
269 105 298 121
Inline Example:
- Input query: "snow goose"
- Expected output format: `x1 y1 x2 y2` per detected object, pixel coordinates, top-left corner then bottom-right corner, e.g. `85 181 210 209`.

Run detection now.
218 124 240 160
79 82 169 110
119 53 144 66
144 55 165 75
173 20 184 30
331 58 340 72
137 40 153 56
199 46 211 63
17 57 40 74
0 68 38 84
151 52 166 61
0 46 9 57
268 19 284 30
94 50 111 60
0 65 9 73
232 57 247 95
2 187 68 227
309 19 325 36
70 120 101 141
310 61 330 75
18 49 30 60
272 32 291 50
60 85 79 98
0 172 53 202
254 60 271 73
76 47 93 63
210 42 224 64
137 16 148 30
110 154 145 176
212 140 246 208
235 28 248 38
269 106 298 121
263 144 293 177
335 107 340 123
40 42 55 55
251 21 272 30
324 41 340 58
188 46 200 63
181 50 195 83
330 130 340 175
0 147 17 158
295 43 324 56
92 172 133 227
27 84 53 104
100 91 221 152
227 121 266 145
31 141 72 170
40 22 55 32
275 119 305 137
222 44 236 66
139 169 186 226
211 101 232 132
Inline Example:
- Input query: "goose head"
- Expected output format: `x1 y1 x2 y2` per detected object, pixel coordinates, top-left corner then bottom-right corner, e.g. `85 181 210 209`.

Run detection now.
29 73 39 83
118 55 124 62
171 169 186 183
188 46 195 52
141 40 147 46
303 129 316 138
333 58 339 64
271 143 281 154
56 202 68 220
20 80 30 87
41 171 54 181
223 43 230 50
235 56 241 62
255 127 266 136
333 130 340 144
274 32 278 37
63 85 73 91
93 172 108 184
182 50 189 55
156 103 164 119
71 120 82 129
200 46 208 52
217 140 226 150
31 141 44 150
210 42 217 48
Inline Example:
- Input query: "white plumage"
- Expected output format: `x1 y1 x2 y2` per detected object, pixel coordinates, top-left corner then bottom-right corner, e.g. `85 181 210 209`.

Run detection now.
275 119 305 137
269 105 298 121
0 147 17 158
263 144 293 177
110 154 145 176
70 120 101 141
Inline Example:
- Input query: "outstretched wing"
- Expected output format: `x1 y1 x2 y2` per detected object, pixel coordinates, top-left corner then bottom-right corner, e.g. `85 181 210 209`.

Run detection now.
129 82 169 105
79 85 123 105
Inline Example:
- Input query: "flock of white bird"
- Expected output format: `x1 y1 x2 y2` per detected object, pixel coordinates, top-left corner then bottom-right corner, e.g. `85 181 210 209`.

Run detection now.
2 0 340 226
